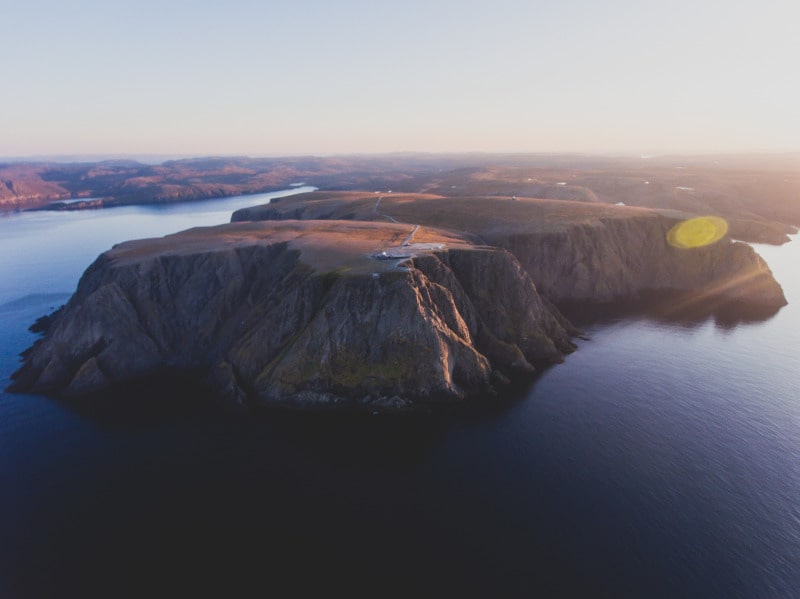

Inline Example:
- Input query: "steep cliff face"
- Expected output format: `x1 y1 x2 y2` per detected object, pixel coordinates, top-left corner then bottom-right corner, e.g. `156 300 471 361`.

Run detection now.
233 193 787 312
490 216 786 307
9 221 575 410
11 193 787 410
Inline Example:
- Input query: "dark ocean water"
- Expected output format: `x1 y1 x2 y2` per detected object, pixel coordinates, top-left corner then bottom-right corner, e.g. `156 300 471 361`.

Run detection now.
0 192 798 597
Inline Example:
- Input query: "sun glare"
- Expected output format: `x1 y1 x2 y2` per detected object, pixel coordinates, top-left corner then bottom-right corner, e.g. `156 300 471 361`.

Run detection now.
667 216 729 249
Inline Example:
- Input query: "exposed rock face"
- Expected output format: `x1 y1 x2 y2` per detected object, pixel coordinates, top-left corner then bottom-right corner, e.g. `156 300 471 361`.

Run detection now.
10 193 788 411
8 221 575 410
234 193 787 312
490 216 786 306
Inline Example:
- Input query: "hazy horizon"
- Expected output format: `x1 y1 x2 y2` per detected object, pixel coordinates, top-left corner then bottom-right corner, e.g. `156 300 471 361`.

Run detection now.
4 0 799 157
4 149 800 167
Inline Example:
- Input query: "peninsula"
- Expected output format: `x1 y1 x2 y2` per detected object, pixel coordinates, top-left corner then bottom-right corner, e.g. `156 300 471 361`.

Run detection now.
8 192 787 411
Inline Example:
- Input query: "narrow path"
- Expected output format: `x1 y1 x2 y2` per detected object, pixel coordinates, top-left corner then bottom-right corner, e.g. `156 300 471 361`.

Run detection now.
373 196 400 224
372 196 400 225
373 195 421 257
401 225 420 247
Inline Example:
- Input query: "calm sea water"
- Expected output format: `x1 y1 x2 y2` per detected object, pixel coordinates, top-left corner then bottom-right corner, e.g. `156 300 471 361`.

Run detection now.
0 192 798 597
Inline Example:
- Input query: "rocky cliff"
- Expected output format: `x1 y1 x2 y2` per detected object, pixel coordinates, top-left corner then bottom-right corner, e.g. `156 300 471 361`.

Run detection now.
234 192 787 312
8 221 576 411
490 217 784 307
10 193 787 411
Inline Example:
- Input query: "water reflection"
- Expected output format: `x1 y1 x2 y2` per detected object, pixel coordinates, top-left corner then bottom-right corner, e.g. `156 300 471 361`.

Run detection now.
57 367 545 460
559 290 784 330
2 197 798 597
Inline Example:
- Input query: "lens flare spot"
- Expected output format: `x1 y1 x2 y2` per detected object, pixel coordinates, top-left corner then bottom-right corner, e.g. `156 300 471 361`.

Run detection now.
667 216 729 249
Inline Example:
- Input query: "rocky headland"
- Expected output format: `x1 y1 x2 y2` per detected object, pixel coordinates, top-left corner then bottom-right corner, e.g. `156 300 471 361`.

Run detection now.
9 192 787 411
233 192 787 308
8 220 577 411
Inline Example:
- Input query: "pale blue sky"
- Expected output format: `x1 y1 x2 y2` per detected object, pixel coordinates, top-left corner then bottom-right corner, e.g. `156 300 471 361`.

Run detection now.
2 0 798 157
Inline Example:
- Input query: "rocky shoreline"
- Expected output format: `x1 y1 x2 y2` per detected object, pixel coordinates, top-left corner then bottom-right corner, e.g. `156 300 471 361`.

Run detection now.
8 195 787 411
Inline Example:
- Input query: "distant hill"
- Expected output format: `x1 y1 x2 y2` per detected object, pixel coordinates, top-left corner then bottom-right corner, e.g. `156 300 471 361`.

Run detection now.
1 153 798 243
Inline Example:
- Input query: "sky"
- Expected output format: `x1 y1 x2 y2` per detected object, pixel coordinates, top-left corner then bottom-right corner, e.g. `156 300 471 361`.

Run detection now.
2 0 799 158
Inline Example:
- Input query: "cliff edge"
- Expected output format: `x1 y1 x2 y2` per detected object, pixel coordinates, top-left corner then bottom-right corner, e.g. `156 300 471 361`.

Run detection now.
8 220 576 411
10 193 787 411
234 192 787 311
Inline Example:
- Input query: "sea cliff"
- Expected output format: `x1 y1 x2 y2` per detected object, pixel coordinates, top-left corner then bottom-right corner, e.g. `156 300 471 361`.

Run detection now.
233 192 787 309
9 193 787 410
8 220 575 411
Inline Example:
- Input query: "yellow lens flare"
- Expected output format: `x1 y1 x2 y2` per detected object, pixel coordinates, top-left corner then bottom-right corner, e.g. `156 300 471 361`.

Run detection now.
666 216 729 249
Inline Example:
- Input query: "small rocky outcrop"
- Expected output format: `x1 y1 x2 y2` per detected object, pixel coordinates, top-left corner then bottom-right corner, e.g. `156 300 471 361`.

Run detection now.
8 221 576 411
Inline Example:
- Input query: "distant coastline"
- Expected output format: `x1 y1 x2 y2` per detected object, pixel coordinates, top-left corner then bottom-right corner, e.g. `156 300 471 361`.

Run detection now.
1 153 798 245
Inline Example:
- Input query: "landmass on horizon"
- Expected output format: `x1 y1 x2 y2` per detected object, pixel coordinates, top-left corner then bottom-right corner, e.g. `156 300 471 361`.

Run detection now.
2 153 798 245
8 170 789 411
